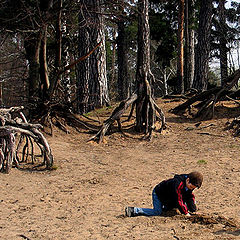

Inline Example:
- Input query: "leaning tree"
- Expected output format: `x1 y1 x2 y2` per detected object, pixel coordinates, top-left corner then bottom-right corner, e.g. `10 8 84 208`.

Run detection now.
90 0 166 143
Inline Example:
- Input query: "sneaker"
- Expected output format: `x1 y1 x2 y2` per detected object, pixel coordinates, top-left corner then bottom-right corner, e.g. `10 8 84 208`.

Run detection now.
125 206 135 217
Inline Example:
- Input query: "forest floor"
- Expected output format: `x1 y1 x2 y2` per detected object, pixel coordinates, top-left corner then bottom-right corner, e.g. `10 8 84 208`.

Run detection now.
0 98 240 240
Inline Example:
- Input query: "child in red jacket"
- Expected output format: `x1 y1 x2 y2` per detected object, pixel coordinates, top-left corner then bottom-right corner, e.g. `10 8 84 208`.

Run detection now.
125 171 203 217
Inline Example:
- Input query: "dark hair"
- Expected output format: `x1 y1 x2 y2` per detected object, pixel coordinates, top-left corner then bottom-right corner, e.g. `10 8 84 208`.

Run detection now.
188 171 203 188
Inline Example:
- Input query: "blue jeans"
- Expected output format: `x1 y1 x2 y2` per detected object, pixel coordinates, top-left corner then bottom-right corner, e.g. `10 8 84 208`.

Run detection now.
134 188 163 216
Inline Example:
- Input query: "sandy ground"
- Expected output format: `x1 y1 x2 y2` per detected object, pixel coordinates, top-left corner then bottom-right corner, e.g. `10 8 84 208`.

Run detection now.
0 99 239 240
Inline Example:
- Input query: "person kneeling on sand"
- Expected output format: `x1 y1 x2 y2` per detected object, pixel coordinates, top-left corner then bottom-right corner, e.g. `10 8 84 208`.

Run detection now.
125 171 203 217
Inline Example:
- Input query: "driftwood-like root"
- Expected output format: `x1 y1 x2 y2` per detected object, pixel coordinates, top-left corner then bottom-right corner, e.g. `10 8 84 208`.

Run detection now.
88 94 138 143
89 91 166 143
0 107 53 173
225 117 240 136
171 69 240 119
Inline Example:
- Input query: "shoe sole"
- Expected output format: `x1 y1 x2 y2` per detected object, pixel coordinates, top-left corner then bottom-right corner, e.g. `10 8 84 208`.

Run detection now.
125 207 133 217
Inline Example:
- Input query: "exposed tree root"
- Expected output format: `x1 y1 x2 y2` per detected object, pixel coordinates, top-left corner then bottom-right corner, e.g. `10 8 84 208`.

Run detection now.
0 107 53 173
88 94 138 143
36 102 99 135
89 92 166 143
171 69 240 119
225 117 240 136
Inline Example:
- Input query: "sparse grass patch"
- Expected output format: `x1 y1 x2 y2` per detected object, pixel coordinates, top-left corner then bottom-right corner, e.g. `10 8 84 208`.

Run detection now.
83 105 114 117
197 159 207 165
50 164 58 170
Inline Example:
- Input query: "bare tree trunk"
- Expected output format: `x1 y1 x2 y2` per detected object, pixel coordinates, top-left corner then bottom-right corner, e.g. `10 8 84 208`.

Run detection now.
55 0 62 70
40 25 50 97
192 0 213 91
24 33 42 102
24 0 53 116
110 27 117 97
117 19 130 101
88 0 109 109
218 0 228 86
184 0 195 90
177 0 184 94
184 0 189 91
136 0 157 135
77 0 109 114
89 0 166 142
61 12 71 104
53 0 62 99
163 68 168 96
189 22 195 88
77 9 90 114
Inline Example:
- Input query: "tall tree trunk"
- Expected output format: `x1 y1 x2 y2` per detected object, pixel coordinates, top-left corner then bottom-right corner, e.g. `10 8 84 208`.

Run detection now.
24 0 53 116
192 0 213 91
89 0 166 142
77 11 90 114
117 19 130 101
24 33 42 103
163 68 168 96
184 0 195 90
136 0 154 132
39 25 50 99
53 0 62 99
55 0 62 70
218 0 228 86
184 0 189 91
188 1 195 89
61 12 71 105
110 27 117 97
77 0 109 114
177 0 184 94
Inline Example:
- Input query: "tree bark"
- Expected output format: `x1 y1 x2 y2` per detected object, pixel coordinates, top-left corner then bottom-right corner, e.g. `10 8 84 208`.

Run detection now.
77 0 109 114
177 0 184 94
135 0 165 137
218 0 228 85
117 19 130 101
192 0 213 91
24 32 42 107
89 0 166 142
40 25 50 94
184 0 195 90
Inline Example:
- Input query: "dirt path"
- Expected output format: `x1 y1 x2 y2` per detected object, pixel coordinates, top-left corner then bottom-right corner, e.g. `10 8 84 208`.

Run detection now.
0 99 239 240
